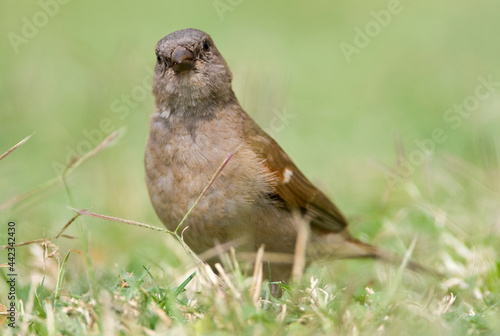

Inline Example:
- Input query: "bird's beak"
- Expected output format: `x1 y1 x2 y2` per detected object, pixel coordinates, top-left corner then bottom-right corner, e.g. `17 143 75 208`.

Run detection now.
171 46 195 73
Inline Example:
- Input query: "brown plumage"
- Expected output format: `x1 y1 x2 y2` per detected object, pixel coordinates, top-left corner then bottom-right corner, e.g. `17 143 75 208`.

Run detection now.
145 28 430 285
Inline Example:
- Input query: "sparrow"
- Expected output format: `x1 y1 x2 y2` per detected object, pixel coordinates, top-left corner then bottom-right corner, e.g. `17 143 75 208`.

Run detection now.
145 28 426 285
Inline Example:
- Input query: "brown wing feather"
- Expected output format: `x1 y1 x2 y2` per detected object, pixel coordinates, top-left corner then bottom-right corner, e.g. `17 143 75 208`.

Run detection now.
245 121 348 233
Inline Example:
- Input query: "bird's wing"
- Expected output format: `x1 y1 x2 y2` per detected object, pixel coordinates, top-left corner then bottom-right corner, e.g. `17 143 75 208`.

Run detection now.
245 124 348 233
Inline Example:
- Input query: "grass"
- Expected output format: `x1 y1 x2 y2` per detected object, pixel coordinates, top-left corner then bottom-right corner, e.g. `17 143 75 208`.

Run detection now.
1 113 499 335
1 0 500 334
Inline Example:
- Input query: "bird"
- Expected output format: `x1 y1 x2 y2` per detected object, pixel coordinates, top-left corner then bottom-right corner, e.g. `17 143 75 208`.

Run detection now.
145 28 429 287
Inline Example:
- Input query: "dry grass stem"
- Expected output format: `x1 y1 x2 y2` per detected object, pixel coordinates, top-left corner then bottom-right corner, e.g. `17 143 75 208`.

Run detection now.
75 209 172 233
291 212 310 281
0 133 32 161
174 143 242 233
250 245 264 306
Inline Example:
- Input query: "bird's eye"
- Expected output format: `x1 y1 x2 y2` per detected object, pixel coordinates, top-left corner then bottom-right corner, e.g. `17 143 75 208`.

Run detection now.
202 40 210 51
156 53 161 63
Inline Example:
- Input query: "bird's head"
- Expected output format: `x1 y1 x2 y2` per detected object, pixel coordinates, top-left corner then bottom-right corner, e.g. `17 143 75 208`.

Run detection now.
152 28 233 115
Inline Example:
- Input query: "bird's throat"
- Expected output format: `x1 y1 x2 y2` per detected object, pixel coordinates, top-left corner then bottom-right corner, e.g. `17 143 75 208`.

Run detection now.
156 86 236 119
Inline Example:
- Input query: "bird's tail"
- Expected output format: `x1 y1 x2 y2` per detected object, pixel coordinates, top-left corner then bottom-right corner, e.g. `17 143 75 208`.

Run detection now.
311 236 440 277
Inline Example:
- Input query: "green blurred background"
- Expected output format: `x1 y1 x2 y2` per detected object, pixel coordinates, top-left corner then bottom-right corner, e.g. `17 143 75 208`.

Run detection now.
1 0 499 289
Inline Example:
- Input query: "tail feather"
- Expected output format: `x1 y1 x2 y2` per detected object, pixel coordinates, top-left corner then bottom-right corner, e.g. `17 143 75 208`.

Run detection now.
346 239 440 276
311 236 441 277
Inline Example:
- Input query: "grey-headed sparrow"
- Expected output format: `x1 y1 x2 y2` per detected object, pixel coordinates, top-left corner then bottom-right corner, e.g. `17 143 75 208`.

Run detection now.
145 28 426 284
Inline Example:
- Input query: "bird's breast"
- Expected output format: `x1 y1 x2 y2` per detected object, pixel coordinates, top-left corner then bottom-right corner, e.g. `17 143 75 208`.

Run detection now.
145 113 278 252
